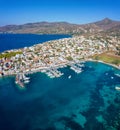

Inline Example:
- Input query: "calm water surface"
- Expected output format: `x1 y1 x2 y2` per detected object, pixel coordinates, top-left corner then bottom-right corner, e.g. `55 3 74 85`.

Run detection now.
0 34 120 130
0 34 71 52
0 62 120 130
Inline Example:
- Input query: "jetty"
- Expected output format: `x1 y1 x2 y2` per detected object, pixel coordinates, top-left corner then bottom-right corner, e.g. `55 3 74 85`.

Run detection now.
76 63 85 67
45 68 63 78
70 64 83 74
15 73 30 87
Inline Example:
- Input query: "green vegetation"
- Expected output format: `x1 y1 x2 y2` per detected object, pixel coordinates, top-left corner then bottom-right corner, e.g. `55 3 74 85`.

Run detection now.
66 56 73 61
92 53 120 65
116 46 120 55
0 51 22 59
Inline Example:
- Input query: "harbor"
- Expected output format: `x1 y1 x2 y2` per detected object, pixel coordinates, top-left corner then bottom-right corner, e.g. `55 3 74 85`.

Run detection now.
15 61 85 87
41 62 84 78
15 62 84 87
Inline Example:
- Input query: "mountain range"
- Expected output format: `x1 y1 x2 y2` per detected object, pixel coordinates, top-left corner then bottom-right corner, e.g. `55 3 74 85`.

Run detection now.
0 18 120 35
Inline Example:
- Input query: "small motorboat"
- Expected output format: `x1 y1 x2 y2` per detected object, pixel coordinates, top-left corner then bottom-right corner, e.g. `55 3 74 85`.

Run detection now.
68 75 71 79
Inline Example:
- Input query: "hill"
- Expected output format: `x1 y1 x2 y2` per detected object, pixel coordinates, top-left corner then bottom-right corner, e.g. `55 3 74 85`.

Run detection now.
0 18 120 34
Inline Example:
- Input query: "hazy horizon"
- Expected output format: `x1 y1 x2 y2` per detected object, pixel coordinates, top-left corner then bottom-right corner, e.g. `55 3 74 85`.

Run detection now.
0 17 120 27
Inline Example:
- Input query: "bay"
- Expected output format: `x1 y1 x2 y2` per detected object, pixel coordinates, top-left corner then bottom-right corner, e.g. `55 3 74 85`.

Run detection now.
0 34 120 130
0 34 71 52
0 62 120 130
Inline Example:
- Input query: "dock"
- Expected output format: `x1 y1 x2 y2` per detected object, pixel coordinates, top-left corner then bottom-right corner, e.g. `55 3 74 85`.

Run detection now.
15 73 30 87
44 68 63 78
70 64 83 74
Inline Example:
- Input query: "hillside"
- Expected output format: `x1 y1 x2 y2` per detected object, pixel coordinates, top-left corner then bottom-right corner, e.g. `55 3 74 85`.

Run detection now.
0 18 120 34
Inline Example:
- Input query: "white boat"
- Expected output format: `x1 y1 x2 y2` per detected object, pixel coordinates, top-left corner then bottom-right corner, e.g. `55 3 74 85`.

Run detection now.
68 75 71 79
115 86 120 91
70 65 82 74
50 75 55 78
41 69 47 73
25 77 30 80
24 79 30 83
22 73 30 80
111 77 114 79
77 63 84 67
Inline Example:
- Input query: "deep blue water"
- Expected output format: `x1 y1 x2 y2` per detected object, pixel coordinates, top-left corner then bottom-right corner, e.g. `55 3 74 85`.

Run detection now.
0 34 71 52
0 34 120 130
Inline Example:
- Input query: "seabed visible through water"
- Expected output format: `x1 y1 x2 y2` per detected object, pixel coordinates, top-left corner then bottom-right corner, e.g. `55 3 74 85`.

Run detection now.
0 62 120 130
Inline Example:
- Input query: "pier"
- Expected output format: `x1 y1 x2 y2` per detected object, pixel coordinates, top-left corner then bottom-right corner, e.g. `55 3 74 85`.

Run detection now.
45 68 63 78
70 64 83 73
15 73 30 87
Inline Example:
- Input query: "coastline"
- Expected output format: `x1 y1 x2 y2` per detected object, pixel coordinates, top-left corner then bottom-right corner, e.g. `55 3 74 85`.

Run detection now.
0 58 120 88
0 59 120 79
87 59 120 70
0 34 120 82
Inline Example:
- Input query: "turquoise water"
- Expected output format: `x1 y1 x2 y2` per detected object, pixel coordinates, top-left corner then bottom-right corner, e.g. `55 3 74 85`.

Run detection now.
0 62 120 130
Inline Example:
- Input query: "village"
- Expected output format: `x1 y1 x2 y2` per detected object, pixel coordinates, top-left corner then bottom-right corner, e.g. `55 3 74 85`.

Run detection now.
0 34 119 87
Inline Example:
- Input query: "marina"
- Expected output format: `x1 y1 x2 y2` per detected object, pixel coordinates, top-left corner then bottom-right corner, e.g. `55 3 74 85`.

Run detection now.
15 62 84 86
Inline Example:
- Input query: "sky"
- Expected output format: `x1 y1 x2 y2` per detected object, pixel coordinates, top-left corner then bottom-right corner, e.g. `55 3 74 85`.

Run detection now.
0 0 120 26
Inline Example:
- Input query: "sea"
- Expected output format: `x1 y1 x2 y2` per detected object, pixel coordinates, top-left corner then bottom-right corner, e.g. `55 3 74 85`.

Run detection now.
0 34 71 52
0 34 120 130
